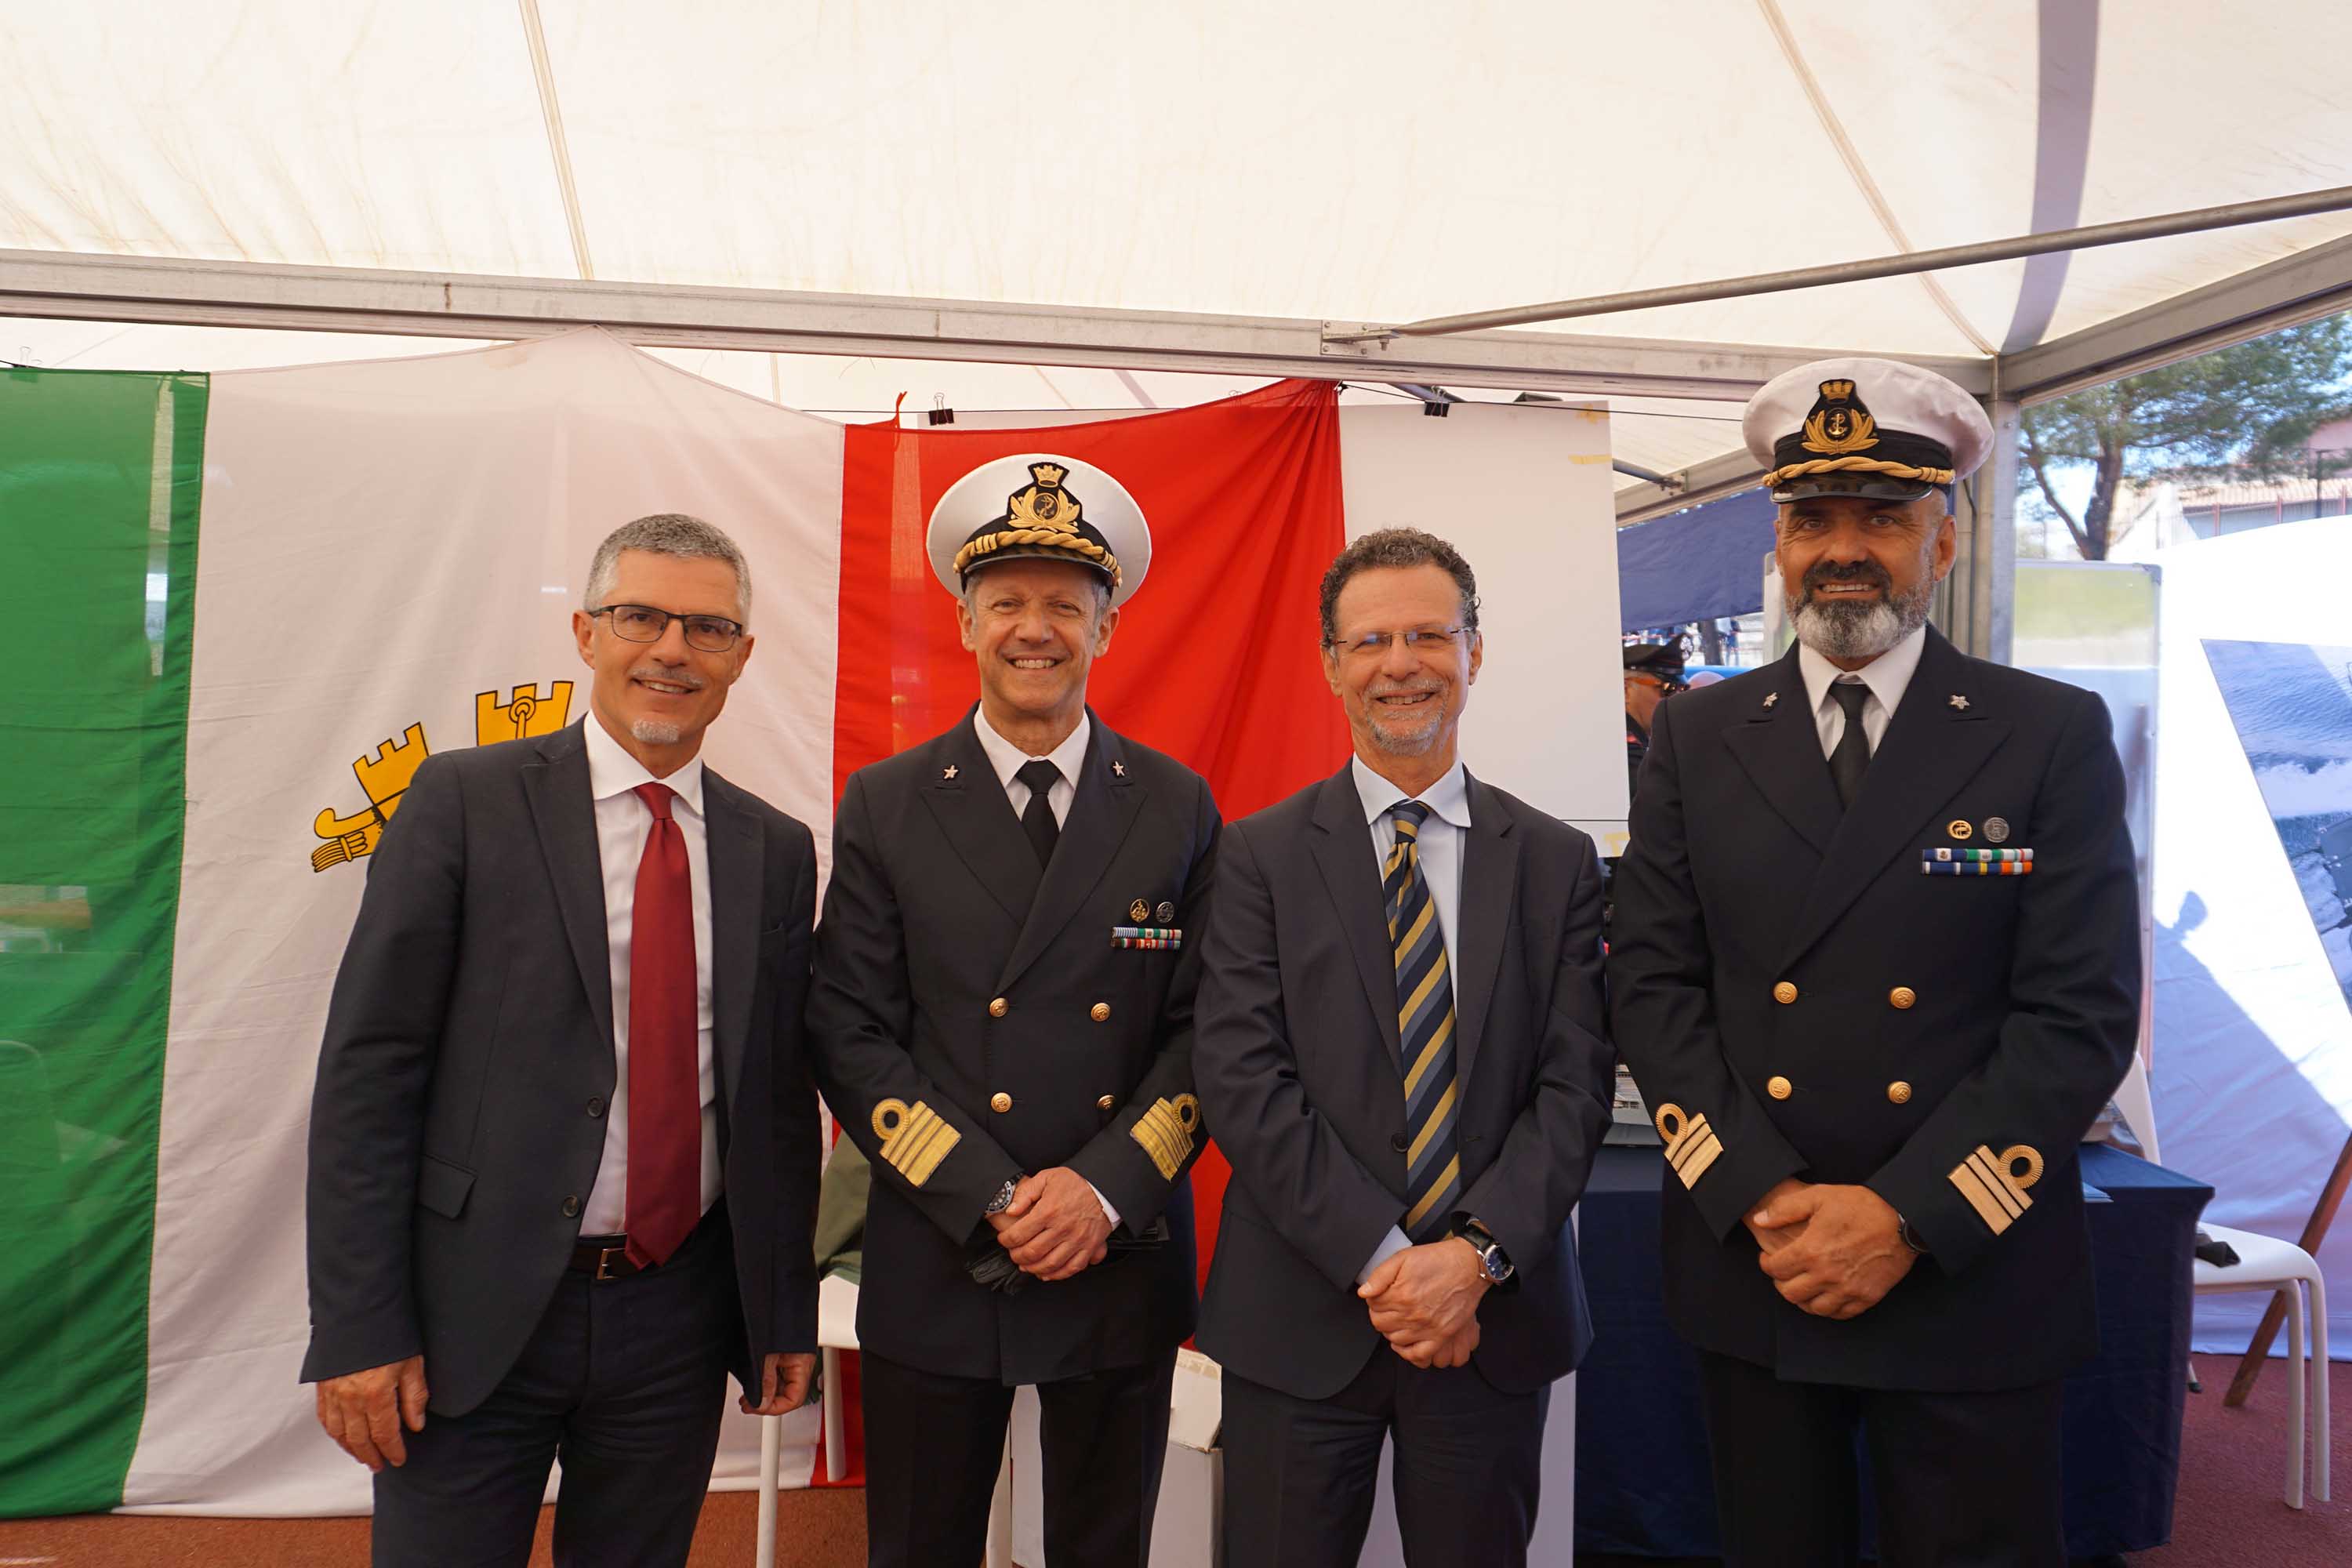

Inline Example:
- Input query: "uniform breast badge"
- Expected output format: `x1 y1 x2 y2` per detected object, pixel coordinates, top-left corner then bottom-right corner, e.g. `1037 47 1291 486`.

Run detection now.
1922 848 2034 876
1112 925 1181 950
1129 898 1151 923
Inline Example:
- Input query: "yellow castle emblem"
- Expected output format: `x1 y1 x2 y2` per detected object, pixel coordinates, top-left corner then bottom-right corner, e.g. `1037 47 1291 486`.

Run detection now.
310 681 573 872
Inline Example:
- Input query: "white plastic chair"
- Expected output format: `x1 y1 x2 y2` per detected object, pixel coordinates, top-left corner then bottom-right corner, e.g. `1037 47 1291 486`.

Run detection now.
757 1272 865 1568
2193 1223 2331 1508
755 1274 1013 1566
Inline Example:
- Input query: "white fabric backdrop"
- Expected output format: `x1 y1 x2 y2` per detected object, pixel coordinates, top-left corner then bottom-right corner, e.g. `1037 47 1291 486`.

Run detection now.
125 328 846 1512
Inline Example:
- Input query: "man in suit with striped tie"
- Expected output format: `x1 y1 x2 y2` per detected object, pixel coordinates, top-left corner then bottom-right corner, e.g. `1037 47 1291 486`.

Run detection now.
1194 528 1614 1568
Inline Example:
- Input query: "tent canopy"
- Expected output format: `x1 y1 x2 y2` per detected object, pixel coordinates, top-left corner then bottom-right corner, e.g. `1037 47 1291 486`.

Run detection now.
5 0 2352 523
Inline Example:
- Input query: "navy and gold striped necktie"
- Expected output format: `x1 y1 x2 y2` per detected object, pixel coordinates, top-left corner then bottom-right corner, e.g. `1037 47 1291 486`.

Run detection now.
1386 800 1462 1240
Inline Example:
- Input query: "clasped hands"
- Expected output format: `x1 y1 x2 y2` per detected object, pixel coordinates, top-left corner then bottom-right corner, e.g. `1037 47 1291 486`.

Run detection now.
1357 1238 1490 1369
988 1166 1112 1282
1747 1177 1916 1320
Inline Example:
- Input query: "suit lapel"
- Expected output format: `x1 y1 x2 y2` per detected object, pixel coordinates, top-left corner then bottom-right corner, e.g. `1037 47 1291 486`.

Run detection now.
1308 768 1404 1069
999 712 1145 992
1451 775 1519 1091
521 723 615 1058
700 770 761 1113
1720 647 1842 856
1777 627 2010 968
918 714 1042 925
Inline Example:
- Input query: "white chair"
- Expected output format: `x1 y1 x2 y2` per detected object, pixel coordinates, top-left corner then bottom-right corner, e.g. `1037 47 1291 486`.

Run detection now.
756 1273 1013 1567
2192 1223 2331 1508
757 1272 865 1568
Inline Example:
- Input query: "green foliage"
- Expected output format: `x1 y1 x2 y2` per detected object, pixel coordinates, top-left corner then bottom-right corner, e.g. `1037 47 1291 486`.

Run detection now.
2018 314 2352 558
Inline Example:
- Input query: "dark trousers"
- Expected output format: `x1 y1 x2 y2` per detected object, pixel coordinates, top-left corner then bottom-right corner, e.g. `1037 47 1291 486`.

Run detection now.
1697 1350 2065 1568
861 1346 1178 1568
1219 1347 1550 1568
372 1213 738 1568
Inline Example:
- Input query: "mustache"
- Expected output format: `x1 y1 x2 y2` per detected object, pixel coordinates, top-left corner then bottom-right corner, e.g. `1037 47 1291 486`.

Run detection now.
1802 560 1893 596
628 662 708 691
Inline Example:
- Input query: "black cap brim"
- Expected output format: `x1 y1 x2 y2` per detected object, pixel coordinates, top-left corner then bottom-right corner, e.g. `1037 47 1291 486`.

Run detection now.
959 543 1119 584
1771 473 1939 503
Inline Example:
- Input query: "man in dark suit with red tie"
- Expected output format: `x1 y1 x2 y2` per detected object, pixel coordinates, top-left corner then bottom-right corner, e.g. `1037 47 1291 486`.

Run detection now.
303 514 821 1567
1193 528 1613 1568
1610 360 2141 1566
808 455 1218 1568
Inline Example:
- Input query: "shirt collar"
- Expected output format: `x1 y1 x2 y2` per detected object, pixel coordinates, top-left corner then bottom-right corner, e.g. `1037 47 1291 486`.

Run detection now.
974 707 1092 791
1798 622 1928 720
582 712 705 817
1351 754 1472 830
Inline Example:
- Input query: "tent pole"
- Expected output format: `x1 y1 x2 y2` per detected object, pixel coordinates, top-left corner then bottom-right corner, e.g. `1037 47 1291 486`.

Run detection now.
1331 186 2352 343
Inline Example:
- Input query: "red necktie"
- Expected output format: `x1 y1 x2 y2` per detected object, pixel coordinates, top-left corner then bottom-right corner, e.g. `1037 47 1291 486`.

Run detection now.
625 782 700 1267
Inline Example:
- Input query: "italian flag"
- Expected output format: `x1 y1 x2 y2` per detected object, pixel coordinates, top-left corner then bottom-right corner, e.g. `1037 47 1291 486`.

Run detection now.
0 328 1616 1515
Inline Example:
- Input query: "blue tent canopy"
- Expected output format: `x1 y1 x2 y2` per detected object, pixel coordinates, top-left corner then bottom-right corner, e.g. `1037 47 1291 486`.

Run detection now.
1616 488 1776 632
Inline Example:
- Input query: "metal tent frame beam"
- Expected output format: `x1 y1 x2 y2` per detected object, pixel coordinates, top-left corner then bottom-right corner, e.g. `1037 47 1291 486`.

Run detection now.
0 249 1985 404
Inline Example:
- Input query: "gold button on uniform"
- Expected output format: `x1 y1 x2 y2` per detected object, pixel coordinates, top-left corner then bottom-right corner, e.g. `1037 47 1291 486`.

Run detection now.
1097 1094 1116 1111
1091 1002 1111 1022
1889 986 1917 1010
989 1092 1013 1113
1887 1081 1914 1105
1767 1075 1793 1100
988 997 1009 1018
1773 982 1798 1004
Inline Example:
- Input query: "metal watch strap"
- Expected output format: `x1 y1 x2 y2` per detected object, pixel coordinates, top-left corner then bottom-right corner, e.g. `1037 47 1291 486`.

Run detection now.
985 1178 1019 1215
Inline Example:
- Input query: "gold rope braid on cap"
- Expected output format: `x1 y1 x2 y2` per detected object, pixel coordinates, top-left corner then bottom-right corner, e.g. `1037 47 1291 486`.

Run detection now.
953 528 1122 587
1765 456 1956 487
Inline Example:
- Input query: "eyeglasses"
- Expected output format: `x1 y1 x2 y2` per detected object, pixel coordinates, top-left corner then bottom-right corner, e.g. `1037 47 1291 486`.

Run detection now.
589 604 745 652
1326 626 1472 660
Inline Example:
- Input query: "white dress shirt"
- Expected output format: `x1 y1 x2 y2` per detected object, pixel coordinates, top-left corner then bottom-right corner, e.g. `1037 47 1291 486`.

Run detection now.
1348 755 1472 1280
969 708 1120 1225
1798 623 1928 761
579 714 721 1236
972 708 1091 827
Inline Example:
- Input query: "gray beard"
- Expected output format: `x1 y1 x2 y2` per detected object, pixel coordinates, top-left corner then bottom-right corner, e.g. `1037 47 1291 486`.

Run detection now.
630 717 684 746
1790 581 1933 662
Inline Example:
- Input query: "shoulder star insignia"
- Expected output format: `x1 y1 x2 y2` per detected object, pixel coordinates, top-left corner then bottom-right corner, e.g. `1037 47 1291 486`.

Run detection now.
1948 695 1970 710
1112 760 1127 776
942 764 959 780
1762 691 1779 710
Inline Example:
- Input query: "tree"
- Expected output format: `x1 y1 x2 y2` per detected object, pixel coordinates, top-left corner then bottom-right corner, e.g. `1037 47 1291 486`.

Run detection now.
2018 314 2352 559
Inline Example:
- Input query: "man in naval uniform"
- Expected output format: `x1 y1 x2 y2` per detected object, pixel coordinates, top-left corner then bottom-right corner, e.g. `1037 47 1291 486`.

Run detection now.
1622 639 1686 801
1608 359 2141 1567
808 454 1219 1568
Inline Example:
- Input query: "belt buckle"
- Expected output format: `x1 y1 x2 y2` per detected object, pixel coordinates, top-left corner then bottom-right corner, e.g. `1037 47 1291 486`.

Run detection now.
593 1243 629 1282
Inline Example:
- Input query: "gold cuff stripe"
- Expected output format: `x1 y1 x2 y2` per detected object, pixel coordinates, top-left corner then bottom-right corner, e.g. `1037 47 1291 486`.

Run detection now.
872 1098 960 1189
1403 1153 1463 1232
1131 1095 1200 1181
1764 456 1957 487
1654 1104 1724 1189
1947 1143 2038 1236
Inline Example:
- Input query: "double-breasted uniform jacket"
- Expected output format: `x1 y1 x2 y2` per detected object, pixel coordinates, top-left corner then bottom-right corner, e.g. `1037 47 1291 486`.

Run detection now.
1194 766 1614 1401
808 708 1219 1385
1608 627 2141 1392
303 721 822 1414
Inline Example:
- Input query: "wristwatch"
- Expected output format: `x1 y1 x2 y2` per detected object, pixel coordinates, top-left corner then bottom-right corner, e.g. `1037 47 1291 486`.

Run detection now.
1452 1217 1515 1285
984 1178 1019 1216
1897 1214 1929 1254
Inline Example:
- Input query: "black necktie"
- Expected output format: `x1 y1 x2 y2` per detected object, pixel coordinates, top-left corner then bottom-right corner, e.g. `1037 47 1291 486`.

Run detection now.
1829 681 1873 810
1015 759 1062 866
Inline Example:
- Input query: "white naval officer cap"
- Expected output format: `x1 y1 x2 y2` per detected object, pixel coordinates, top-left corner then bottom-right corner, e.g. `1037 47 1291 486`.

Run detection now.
1743 358 1994 504
925 452 1154 607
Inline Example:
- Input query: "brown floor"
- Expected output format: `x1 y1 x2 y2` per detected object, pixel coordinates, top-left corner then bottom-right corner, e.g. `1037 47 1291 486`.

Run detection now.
3 1352 2346 1565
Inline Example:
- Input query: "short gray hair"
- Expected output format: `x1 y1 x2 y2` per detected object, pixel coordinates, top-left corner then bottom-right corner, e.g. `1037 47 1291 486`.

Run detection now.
584 514 752 622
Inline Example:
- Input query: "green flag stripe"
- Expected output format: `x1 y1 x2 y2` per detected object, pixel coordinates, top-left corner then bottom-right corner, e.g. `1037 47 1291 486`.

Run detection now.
0 368 207 1515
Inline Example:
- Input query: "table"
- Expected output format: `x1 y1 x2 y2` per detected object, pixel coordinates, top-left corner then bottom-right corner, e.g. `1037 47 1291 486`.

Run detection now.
1573 1143 2212 1559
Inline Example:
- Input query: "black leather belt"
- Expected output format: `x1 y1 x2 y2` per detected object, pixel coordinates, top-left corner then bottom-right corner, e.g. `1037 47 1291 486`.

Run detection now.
568 1236 643 1280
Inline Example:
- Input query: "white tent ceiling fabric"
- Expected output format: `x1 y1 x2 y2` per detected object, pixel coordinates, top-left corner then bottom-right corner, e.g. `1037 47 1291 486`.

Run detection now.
5 0 2352 361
